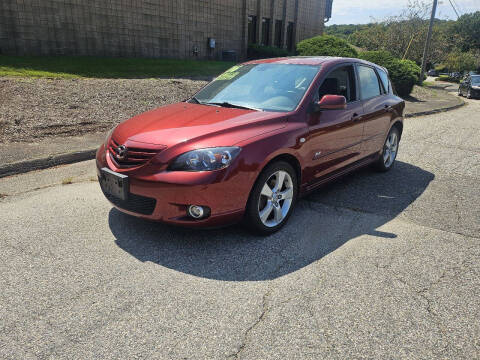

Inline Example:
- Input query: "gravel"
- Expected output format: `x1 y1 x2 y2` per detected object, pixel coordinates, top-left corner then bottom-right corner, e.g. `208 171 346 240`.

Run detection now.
0 77 207 143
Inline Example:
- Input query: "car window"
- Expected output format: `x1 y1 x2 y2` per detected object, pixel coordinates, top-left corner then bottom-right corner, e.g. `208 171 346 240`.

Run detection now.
357 65 382 100
193 64 320 112
472 76 480 85
377 68 390 94
318 65 357 102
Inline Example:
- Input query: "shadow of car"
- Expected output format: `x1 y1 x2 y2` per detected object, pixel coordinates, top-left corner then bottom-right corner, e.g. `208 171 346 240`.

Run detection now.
109 161 434 281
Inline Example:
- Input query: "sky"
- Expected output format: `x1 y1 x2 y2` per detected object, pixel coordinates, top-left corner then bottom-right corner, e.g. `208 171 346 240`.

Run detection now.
328 0 480 24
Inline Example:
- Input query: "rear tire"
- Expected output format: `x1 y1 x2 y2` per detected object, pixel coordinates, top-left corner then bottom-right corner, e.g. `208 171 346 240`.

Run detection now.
244 161 298 235
374 126 400 172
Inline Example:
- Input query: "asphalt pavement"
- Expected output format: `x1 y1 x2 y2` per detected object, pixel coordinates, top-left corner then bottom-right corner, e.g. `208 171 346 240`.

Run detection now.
0 95 479 359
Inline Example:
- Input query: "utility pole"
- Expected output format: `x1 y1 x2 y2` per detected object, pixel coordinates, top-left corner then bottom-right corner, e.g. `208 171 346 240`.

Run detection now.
420 0 438 84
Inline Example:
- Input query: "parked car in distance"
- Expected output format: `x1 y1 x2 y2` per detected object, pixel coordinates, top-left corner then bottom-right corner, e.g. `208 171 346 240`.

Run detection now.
96 57 405 234
458 74 480 99
427 69 438 77
449 72 462 80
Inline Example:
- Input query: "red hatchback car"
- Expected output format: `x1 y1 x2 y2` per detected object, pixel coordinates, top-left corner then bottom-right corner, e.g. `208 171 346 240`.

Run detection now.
96 57 405 234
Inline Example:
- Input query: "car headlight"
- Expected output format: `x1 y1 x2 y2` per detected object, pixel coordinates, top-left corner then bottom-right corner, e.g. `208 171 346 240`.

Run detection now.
169 147 241 171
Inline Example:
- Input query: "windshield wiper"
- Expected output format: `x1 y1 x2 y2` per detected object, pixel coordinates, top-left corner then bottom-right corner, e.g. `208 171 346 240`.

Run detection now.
204 102 262 111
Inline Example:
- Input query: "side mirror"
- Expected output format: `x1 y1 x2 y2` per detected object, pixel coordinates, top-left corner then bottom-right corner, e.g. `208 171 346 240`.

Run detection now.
315 95 347 111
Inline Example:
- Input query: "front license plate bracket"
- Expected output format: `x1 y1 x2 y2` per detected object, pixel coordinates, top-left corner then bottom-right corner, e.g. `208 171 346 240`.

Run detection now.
100 167 129 201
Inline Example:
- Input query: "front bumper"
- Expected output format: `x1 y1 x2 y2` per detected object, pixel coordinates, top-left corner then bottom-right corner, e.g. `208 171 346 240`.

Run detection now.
96 146 253 228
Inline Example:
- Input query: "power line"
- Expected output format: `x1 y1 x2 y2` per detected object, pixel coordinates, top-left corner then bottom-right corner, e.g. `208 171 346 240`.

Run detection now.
451 0 464 16
448 0 460 18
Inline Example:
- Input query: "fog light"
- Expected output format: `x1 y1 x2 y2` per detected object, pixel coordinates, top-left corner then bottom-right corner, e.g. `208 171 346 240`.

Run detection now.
188 205 205 219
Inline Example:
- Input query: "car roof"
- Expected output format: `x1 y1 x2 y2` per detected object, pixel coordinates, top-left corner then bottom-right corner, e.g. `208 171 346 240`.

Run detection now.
243 56 385 70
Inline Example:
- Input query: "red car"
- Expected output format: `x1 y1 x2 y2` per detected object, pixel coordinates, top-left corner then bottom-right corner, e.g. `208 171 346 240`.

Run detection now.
96 57 404 234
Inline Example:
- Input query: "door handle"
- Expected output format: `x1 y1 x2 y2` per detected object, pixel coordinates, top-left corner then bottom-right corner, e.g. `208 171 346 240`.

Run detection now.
351 113 362 121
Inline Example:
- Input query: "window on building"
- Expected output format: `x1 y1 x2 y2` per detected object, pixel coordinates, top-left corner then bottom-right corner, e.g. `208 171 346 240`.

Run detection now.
274 20 283 48
357 65 382 100
286 22 294 51
262 18 271 45
248 16 257 44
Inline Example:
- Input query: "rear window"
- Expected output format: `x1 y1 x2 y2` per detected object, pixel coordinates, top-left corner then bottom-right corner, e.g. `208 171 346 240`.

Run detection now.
377 68 390 94
358 65 382 100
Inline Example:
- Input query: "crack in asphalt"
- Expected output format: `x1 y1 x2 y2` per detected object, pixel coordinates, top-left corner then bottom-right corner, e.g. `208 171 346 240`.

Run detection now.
373 245 478 357
227 289 272 360
0 178 97 202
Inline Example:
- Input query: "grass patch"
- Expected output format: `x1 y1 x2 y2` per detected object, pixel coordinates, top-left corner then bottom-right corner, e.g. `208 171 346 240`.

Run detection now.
422 81 435 87
0 55 235 79
435 75 460 83
62 177 74 185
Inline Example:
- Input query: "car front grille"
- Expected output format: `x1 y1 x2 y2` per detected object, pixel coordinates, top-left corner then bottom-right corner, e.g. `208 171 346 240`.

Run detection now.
100 183 157 215
108 138 161 169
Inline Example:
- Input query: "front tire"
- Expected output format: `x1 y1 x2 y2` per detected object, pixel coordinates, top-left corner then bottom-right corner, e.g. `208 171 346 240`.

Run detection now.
374 126 400 172
245 161 298 235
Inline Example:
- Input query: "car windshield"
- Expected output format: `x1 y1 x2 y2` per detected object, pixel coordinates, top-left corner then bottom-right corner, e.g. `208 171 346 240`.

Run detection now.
192 63 320 112
471 76 480 85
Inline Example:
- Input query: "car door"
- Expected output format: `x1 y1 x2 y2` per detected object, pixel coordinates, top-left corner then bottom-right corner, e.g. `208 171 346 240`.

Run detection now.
357 64 393 156
304 64 365 183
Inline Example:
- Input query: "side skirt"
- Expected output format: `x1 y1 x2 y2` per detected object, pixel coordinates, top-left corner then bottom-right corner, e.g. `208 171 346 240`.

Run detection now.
301 153 379 195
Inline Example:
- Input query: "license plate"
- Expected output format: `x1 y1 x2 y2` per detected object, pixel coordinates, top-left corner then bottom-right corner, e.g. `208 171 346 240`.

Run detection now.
100 168 129 201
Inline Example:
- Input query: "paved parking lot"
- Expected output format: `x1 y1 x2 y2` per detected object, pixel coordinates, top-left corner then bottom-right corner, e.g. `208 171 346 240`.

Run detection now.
0 97 479 359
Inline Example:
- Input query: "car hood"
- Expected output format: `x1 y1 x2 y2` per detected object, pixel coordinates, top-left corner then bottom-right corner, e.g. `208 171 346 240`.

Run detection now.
112 102 287 148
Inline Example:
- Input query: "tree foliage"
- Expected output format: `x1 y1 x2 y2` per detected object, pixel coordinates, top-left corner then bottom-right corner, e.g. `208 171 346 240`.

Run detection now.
452 12 480 51
444 51 477 73
296 35 358 57
325 2 480 73
324 24 372 39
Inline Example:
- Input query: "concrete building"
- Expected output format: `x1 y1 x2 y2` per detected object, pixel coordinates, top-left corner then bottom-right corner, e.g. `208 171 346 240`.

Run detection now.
0 0 331 60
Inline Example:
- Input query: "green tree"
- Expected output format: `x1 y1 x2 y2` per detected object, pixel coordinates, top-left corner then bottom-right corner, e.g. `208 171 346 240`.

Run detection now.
325 24 372 39
444 51 477 73
453 11 480 51
348 2 458 65
296 35 358 57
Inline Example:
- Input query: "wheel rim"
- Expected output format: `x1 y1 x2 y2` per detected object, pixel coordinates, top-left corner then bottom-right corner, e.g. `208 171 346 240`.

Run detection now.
258 170 294 228
383 132 398 168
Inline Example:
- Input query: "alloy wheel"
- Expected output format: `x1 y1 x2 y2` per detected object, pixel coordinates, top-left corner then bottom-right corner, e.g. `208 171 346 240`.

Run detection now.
257 170 294 227
383 131 398 168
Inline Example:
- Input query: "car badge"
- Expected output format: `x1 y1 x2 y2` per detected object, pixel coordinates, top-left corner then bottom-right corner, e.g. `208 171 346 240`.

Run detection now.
116 145 128 160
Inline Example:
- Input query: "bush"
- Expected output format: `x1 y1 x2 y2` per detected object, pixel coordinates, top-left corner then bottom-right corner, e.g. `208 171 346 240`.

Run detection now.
296 35 358 57
247 44 290 59
358 50 421 97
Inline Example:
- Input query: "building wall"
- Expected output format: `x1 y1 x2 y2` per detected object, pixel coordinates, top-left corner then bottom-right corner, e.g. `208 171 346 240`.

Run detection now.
0 0 326 59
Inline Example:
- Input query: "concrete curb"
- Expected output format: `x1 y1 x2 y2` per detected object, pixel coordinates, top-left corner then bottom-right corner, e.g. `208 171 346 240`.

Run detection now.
0 149 97 178
405 98 465 118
